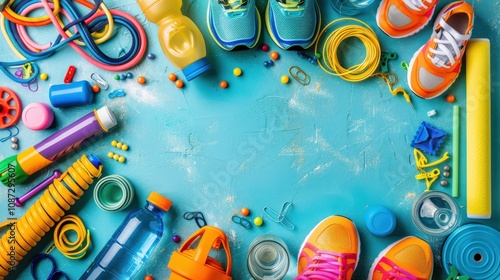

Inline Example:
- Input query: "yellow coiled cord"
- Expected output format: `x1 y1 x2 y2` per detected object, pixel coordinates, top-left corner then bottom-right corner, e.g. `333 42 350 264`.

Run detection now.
315 17 381 82
0 154 102 278
49 215 91 259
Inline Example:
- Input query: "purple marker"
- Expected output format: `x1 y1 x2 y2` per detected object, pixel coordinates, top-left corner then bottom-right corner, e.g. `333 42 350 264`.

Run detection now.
0 106 117 185
15 170 62 207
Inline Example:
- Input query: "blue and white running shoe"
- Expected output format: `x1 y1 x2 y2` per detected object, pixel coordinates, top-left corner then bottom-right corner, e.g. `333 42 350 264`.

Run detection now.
207 0 261 51
265 0 321 50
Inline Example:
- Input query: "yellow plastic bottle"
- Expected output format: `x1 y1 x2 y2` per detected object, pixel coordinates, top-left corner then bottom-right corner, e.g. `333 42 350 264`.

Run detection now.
137 0 210 81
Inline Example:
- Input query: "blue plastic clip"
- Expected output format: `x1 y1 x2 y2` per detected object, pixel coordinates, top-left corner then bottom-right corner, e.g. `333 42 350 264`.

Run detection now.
108 89 126 99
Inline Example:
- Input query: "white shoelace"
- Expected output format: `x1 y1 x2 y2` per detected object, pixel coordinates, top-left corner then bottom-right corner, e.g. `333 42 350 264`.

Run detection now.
403 0 433 11
427 19 470 68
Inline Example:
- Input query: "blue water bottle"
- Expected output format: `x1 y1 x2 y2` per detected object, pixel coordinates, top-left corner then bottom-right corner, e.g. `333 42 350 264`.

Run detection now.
80 192 172 280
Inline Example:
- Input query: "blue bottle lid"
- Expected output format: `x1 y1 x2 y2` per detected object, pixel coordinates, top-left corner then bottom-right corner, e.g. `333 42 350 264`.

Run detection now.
442 224 500 280
182 57 211 81
364 205 396 237
86 154 102 168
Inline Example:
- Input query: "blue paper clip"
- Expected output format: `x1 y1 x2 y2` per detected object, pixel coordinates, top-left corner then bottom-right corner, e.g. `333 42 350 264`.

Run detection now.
183 211 207 228
108 89 126 99
232 215 252 229
263 201 295 230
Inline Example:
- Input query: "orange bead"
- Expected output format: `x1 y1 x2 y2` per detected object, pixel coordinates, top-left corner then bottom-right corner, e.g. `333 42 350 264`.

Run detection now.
91 84 100 93
446 94 456 103
241 207 250 216
168 73 177 82
270 51 279 60
144 275 154 280
219 80 228 89
137 76 146 85
175 79 184 88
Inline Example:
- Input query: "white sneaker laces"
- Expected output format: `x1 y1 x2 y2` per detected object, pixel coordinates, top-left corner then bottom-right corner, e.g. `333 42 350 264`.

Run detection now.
427 19 470 68
403 0 433 11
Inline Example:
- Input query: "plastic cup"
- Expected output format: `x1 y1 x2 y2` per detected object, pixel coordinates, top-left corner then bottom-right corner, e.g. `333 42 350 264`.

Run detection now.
330 0 375 15
247 235 289 280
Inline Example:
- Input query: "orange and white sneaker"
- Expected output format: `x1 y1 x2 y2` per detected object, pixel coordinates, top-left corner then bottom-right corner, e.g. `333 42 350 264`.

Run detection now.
376 0 439 38
408 1 474 99
295 216 359 280
368 236 434 280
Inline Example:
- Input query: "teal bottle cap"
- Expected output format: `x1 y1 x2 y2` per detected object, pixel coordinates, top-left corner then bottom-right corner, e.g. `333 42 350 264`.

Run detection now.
364 205 396 237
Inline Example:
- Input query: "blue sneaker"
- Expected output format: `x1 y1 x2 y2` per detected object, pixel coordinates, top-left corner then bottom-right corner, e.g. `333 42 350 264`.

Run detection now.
207 0 261 51
265 0 321 50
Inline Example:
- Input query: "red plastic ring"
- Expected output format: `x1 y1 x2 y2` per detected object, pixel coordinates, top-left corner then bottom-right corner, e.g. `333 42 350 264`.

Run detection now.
0 87 22 129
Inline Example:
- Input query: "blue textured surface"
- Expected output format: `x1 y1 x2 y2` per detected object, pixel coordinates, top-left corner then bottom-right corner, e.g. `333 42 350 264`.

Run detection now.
0 0 499 279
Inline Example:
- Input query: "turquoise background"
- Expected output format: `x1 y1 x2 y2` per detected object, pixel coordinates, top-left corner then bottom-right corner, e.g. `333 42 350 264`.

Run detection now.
0 0 499 279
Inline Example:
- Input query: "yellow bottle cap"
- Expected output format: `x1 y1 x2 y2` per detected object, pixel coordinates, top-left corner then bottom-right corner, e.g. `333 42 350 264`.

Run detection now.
147 192 172 212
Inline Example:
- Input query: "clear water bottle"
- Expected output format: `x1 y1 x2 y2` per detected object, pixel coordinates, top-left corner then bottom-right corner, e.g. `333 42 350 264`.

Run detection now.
80 192 172 280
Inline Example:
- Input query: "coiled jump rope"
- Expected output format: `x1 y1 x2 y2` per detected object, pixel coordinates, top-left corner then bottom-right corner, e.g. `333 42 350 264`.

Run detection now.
0 154 103 278
0 0 147 83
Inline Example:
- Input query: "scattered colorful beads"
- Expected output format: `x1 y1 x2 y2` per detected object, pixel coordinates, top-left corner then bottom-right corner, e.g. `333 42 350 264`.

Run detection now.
261 44 269 52
280 75 290 84
118 156 126 163
172 235 181 243
116 142 123 149
443 171 450 178
121 144 129 151
446 94 456 103
108 152 114 158
10 137 18 150
147 53 156 60
113 154 119 161
219 80 228 89
111 140 118 146
270 51 279 60
168 73 177 82
175 79 184 88
137 76 147 85
126 72 133 79
440 180 448 187
120 74 127 80
91 84 100 93
40 73 48 80
443 165 451 171
114 74 120 80
263 60 274 67
233 67 242 77
144 275 154 280
254 216 263 227
241 207 250 216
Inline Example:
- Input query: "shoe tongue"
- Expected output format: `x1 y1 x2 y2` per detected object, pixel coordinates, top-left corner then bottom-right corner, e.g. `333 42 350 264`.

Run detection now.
277 0 304 5
221 0 247 9
433 20 468 65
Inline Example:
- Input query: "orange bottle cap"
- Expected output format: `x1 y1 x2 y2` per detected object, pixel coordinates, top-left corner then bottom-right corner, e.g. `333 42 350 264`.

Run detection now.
147 192 172 211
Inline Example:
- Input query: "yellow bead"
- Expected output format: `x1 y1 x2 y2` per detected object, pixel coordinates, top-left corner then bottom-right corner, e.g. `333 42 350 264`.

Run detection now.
121 144 129 151
113 154 119 161
254 216 263 227
40 73 48 80
107 152 114 158
111 140 118 146
233 67 242 76
116 142 123 149
280 75 290 84
118 156 126 163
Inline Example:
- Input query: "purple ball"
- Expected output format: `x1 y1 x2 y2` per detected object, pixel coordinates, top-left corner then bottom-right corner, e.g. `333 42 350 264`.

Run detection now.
172 235 181 243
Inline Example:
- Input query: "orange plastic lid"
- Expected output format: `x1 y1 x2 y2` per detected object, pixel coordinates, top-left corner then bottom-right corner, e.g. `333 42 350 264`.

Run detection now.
147 192 172 211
